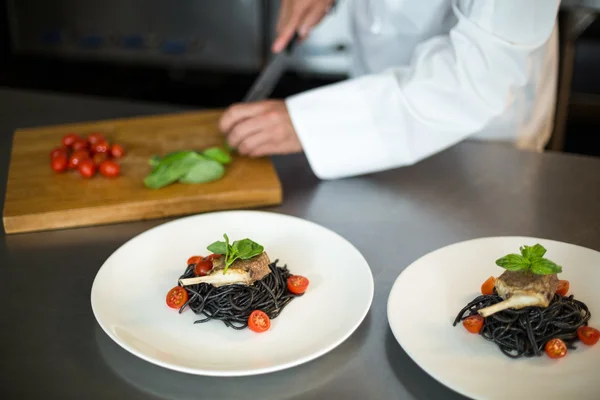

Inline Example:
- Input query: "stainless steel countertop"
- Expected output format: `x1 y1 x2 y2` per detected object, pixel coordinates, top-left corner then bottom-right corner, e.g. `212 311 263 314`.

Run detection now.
1 88 600 400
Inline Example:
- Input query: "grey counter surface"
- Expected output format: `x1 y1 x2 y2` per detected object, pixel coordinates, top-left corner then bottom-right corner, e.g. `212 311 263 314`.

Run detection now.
1 88 600 400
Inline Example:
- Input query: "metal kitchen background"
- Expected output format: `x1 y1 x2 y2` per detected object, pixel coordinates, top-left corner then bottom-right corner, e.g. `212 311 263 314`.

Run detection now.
6 0 353 76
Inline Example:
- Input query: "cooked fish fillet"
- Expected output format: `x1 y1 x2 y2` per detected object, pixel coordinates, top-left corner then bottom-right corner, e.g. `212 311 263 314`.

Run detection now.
478 270 559 318
179 252 271 287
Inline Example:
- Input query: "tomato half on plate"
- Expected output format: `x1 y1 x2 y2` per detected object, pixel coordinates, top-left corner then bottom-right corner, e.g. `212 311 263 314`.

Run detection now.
577 326 600 346
194 260 213 276
248 310 270 333
287 275 309 295
204 254 222 261
481 276 495 295
166 286 189 309
463 314 484 334
545 338 567 358
556 280 570 296
187 256 203 265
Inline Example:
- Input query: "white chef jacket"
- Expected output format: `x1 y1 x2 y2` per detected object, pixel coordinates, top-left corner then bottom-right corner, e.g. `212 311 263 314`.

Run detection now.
285 0 560 180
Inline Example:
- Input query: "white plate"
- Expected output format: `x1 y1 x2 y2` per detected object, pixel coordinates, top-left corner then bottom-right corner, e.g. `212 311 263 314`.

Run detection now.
387 236 600 400
91 210 373 376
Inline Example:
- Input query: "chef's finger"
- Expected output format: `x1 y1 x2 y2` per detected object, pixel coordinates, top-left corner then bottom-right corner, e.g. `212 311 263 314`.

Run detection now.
272 4 307 53
237 131 273 156
218 102 270 133
248 143 281 158
298 2 329 37
276 0 292 33
226 119 265 148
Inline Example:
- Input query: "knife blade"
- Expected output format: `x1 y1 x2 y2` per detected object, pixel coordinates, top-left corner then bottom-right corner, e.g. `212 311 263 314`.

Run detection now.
242 33 299 103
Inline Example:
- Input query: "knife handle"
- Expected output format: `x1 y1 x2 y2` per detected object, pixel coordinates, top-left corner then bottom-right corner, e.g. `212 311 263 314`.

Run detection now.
285 32 299 55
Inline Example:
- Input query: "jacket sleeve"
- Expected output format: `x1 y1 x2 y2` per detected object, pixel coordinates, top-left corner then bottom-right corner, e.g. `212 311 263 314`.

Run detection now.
285 0 560 180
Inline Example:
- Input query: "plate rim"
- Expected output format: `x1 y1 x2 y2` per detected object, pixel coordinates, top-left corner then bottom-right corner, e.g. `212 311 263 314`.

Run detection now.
386 235 600 400
91 210 375 376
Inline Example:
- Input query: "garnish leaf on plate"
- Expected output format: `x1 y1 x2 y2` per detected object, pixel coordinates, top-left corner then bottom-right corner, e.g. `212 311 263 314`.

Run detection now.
496 243 562 275
207 234 264 274
495 254 531 271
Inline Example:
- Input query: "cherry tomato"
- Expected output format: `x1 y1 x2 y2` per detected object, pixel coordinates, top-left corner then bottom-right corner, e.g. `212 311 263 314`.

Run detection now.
204 254 222 261
545 338 567 359
71 138 89 151
287 275 309 295
110 143 126 158
50 154 68 173
62 133 81 147
99 160 120 178
78 159 96 178
50 146 68 159
68 150 90 169
166 286 189 309
92 152 108 166
87 133 105 146
556 280 570 297
93 139 110 154
187 256 203 265
481 276 496 295
194 260 213 276
577 326 600 346
248 310 270 333
463 314 484 334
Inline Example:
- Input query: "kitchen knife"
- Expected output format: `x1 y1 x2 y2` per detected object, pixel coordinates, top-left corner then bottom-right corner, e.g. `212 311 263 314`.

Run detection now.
242 33 299 103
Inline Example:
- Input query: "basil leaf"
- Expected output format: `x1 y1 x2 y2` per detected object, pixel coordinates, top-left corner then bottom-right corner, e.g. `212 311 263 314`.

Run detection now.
179 156 225 184
233 239 263 259
495 254 530 271
149 155 162 168
203 147 232 165
144 152 203 189
530 258 562 275
520 244 546 260
207 241 227 255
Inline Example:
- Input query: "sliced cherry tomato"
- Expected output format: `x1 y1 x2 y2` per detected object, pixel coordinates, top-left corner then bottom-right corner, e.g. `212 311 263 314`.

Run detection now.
99 160 120 178
92 152 109 166
248 310 270 333
50 154 68 173
62 133 81 147
166 286 189 309
577 326 600 346
93 139 110 154
71 138 89 151
110 143 126 158
204 254 222 261
481 276 496 295
78 159 96 178
68 150 90 169
463 314 484 334
556 280 570 297
87 132 105 146
287 275 309 295
545 338 567 359
194 260 213 276
50 146 68 159
187 256 203 265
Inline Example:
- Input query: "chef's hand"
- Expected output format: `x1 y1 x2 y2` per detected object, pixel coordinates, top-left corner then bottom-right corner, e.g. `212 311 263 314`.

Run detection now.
272 0 335 53
219 100 303 157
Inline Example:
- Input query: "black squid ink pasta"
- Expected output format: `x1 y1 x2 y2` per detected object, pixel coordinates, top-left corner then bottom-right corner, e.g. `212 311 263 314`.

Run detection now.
453 292 591 358
177 259 301 330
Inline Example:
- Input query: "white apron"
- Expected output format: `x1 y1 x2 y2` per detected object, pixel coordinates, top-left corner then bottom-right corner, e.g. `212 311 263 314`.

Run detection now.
285 0 560 179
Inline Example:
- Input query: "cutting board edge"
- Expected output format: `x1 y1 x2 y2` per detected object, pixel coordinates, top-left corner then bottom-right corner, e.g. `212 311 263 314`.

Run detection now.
11 109 224 136
2 187 283 234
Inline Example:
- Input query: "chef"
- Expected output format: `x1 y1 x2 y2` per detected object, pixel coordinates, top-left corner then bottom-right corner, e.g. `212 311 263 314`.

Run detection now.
219 0 561 180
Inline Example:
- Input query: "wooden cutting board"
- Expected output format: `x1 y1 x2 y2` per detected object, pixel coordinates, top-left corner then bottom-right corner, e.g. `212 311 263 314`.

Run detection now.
3 110 282 234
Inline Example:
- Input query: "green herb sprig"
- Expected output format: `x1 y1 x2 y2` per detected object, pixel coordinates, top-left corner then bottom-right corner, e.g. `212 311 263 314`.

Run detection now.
495 243 562 275
207 234 264 274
